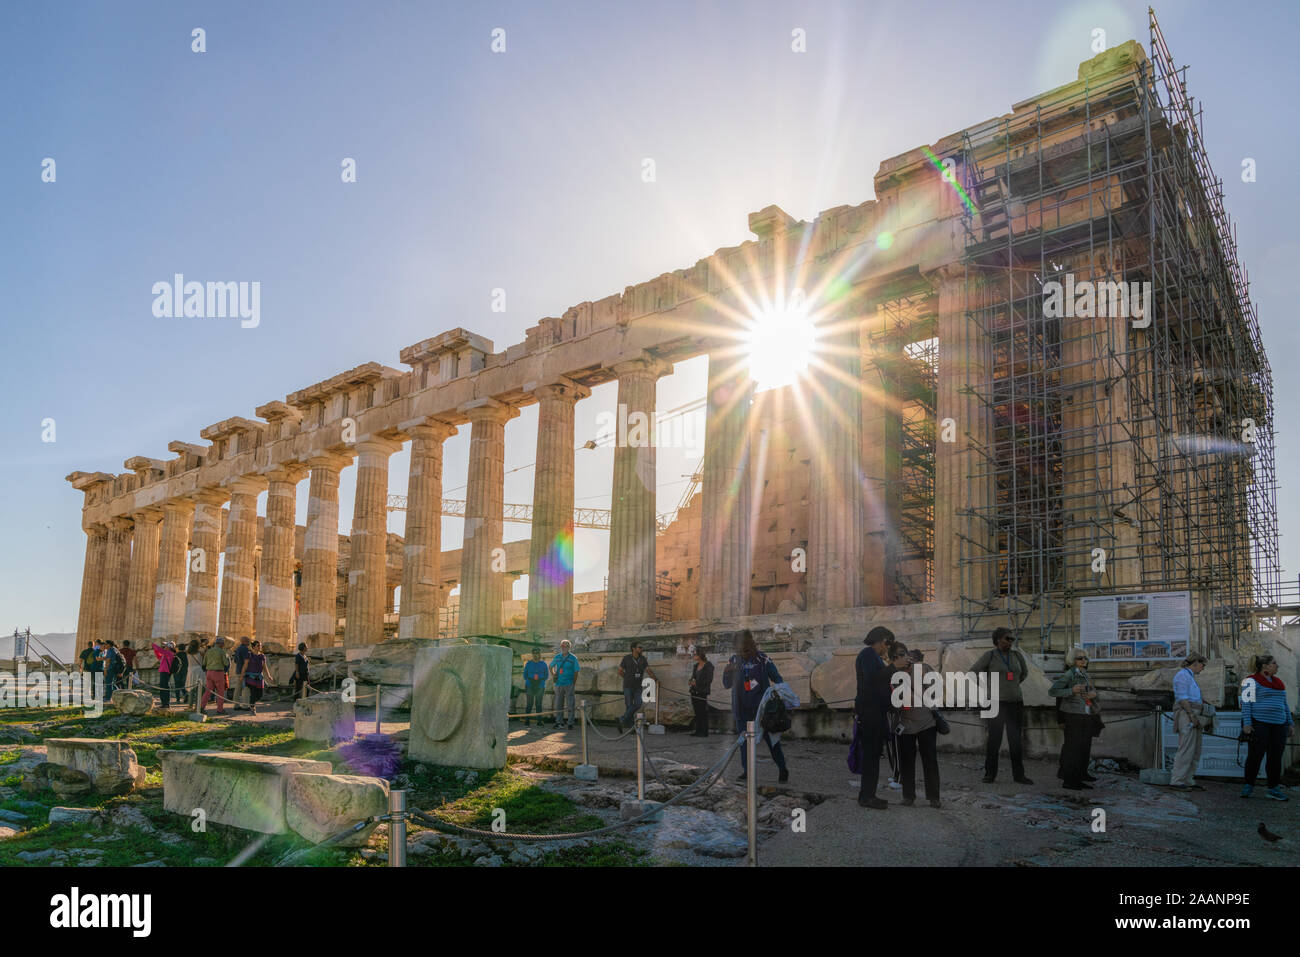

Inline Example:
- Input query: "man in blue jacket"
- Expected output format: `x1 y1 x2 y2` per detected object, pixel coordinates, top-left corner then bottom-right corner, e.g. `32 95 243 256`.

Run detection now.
522 649 549 727
549 640 580 730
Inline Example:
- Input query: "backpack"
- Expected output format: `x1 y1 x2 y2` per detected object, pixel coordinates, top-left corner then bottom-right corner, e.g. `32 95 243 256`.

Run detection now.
760 690 792 734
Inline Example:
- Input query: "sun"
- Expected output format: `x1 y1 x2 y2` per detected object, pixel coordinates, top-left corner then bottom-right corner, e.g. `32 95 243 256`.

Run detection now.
746 299 819 392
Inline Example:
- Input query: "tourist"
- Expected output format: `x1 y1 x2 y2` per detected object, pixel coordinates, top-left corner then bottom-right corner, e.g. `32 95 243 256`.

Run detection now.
854 627 893 809
688 646 714 737
169 641 188 707
102 640 124 694
243 640 267 715
1170 653 1209 791
120 640 137 685
522 649 548 727
292 643 310 700
230 636 253 709
151 640 177 709
550 640 580 730
79 641 97 673
618 641 656 731
200 636 232 715
185 640 204 708
723 630 789 783
1049 648 1098 790
972 627 1034 785
888 642 940 807
1241 655 1293 800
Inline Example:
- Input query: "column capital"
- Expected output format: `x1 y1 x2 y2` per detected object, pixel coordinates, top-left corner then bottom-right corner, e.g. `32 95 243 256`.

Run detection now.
130 506 165 524
929 262 967 285
263 462 309 484
525 376 593 404
225 475 268 497
106 516 135 533
458 397 520 424
409 418 459 442
307 452 354 473
162 498 196 517
356 436 404 457
608 355 673 381
191 487 230 508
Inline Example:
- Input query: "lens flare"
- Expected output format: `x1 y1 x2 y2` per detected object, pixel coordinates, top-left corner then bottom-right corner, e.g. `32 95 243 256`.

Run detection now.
747 303 818 392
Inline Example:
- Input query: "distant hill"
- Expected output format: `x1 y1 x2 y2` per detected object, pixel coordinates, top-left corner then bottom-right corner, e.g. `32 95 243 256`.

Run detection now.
1 632 77 664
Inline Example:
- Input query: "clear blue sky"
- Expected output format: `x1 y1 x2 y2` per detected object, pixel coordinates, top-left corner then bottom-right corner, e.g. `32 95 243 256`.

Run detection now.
4 0 1298 634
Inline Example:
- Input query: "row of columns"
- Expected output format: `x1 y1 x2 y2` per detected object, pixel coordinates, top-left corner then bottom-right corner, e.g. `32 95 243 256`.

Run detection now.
76 307 980 648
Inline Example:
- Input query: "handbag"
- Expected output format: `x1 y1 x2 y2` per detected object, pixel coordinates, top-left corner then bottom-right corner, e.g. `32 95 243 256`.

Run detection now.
847 715 862 774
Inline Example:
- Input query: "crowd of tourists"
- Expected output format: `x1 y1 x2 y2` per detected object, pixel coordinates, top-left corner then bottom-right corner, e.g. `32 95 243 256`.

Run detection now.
519 625 1289 808
77 635 312 716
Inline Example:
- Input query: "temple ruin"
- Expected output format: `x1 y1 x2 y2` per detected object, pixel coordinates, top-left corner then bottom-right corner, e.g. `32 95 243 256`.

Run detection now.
66 23 1278 697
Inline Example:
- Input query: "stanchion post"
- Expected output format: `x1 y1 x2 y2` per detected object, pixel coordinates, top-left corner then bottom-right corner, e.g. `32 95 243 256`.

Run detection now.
636 712 645 801
581 700 589 765
388 789 406 867
575 700 597 781
746 720 757 867
376 681 383 735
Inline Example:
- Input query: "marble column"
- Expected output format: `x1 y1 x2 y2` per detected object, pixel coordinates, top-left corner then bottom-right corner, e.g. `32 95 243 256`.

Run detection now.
458 399 518 637
151 500 195 640
527 378 590 637
606 358 670 626
933 267 992 603
808 313 867 610
699 346 756 619
256 464 307 650
97 517 134 645
217 476 267 641
859 309 903 607
123 509 163 643
301 454 351 649
344 438 402 647
399 420 457 639
183 490 228 640
75 525 109 644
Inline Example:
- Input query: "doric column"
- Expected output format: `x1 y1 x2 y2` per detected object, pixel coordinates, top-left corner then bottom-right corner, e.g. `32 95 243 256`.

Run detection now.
123 509 163 642
344 438 402 647
699 345 756 619
859 306 903 607
300 454 351 649
808 311 867 609
399 420 457 639
606 358 670 626
76 525 109 644
458 398 519 637
256 464 307 650
527 378 591 637
218 476 268 640
151 500 195 640
933 267 992 604
97 517 134 645
183 489 228 640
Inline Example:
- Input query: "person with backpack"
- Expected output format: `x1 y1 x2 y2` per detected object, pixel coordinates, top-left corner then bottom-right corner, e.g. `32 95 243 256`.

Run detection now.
887 642 941 808
723 630 789 783
688 647 714 737
854 626 894 809
102 641 124 695
292 643 310 700
185 640 204 708
972 626 1034 785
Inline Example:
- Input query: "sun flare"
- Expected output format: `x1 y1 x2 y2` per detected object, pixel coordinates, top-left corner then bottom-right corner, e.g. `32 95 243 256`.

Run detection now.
747 303 819 392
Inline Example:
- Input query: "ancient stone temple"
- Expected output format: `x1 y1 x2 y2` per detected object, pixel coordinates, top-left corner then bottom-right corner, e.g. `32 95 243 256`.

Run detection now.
66 30 1277 732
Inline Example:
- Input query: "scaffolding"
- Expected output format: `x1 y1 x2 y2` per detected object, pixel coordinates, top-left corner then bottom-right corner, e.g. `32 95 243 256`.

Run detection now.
955 10 1279 654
